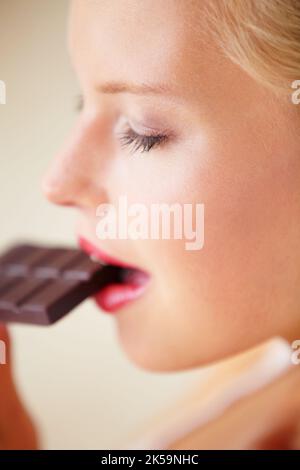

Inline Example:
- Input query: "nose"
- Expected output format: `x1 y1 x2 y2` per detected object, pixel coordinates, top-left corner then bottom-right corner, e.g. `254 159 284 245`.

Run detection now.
42 116 110 209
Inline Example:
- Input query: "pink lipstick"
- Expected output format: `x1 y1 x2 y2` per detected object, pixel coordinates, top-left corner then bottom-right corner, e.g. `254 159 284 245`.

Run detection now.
79 237 150 313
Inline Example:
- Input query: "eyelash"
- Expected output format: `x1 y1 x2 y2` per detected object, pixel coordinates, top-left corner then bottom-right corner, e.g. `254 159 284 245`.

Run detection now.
119 128 168 154
75 95 169 153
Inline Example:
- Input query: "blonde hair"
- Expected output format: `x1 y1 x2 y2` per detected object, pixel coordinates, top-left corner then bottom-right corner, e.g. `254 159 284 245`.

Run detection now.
207 0 300 96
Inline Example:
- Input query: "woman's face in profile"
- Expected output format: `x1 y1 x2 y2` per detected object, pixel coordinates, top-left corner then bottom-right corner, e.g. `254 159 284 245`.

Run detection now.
43 0 300 371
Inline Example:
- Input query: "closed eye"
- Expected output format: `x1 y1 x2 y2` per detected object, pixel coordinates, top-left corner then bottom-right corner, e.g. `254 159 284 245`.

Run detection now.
75 94 170 153
118 127 169 154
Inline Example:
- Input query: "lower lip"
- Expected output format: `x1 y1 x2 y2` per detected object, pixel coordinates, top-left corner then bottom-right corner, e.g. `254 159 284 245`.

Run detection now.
95 282 148 314
95 268 150 314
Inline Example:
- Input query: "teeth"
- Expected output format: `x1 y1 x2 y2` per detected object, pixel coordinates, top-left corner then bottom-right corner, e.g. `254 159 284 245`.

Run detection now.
90 254 107 266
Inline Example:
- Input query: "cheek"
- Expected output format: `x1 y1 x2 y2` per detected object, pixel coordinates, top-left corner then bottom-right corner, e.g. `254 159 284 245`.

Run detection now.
139 129 300 339
190 139 300 336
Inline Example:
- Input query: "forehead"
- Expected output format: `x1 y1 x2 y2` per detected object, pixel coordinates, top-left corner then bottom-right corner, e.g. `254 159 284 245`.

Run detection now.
68 0 211 92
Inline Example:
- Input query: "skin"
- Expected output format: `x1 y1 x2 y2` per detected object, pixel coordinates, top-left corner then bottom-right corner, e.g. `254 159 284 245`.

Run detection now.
43 0 300 371
1 0 300 449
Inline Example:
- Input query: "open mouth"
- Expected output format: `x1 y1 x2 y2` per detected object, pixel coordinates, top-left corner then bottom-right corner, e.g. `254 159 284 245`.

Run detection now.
78 237 150 313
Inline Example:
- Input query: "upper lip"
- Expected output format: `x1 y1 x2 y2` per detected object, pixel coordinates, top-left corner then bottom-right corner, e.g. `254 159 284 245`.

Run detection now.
79 236 136 270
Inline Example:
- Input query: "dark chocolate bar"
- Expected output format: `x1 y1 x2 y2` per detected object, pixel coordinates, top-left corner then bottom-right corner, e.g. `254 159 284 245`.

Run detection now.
0 243 121 325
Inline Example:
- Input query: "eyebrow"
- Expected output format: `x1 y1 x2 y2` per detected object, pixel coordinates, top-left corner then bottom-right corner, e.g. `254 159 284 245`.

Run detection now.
97 81 173 96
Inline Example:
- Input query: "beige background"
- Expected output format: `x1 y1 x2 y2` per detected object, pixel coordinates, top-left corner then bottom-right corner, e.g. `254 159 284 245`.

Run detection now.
0 0 203 449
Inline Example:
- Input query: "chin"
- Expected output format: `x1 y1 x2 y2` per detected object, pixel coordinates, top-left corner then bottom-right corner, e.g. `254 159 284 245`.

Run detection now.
115 330 172 373
114 325 204 373
121 349 186 373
